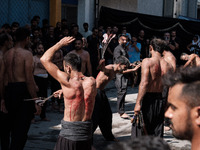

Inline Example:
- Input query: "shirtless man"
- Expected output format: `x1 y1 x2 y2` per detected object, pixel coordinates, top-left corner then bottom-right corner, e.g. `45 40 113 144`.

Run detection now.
92 57 140 141
134 38 173 137
3 27 40 150
33 43 49 121
69 38 92 76
0 33 13 150
0 33 13 112
40 36 96 150
180 53 200 67
162 50 176 71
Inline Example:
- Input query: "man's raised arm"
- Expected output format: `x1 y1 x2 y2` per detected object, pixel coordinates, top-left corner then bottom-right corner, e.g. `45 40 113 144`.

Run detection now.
40 37 75 84
184 54 196 68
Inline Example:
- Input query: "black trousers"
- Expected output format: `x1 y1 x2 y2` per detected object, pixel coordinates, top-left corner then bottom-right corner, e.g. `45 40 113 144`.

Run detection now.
0 112 10 150
92 90 115 140
115 73 128 114
34 76 48 119
5 82 35 150
141 93 166 137
49 75 62 105
54 136 91 150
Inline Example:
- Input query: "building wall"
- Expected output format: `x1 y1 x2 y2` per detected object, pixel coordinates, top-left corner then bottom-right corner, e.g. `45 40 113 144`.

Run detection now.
137 0 164 16
173 0 197 18
99 0 138 13
188 0 197 18
78 0 95 32
163 0 174 17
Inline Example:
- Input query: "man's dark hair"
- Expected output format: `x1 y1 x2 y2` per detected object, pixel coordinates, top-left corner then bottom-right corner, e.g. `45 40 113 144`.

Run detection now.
106 136 170 150
0 33 10 46
92 27 98 32
83 22 88 26
150 38 166 54
61 19 67 23
42 19 49 26
15 27 30 42
163 67 200 108
33 15 40 20
64 53 82 72
31 18 37 24
114 56 130 68
118 34 127 40
75 38 83 43
2 24 11 29
11 22 20 28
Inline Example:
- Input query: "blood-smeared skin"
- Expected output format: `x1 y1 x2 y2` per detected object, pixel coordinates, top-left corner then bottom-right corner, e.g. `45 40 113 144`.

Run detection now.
72 98 83 120
84 98 91 119
69 100 73 121
154 64 161 77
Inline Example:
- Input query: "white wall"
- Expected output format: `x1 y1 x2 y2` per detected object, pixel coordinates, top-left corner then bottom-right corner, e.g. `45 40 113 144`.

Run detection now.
78 0 95 32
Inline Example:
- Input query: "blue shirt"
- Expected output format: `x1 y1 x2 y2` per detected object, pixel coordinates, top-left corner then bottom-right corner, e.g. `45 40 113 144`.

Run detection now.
128 43 141 63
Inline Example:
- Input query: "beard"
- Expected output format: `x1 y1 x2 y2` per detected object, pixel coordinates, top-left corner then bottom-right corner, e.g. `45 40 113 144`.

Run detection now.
171 112 193 141
38 51 44 55
75 46 81 50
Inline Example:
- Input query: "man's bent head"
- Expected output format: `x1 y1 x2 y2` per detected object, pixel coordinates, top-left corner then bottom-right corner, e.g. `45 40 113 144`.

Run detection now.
150 38 166 54
114 56 130 72
64 53 82 74
163 67 200 141
180 53 189 61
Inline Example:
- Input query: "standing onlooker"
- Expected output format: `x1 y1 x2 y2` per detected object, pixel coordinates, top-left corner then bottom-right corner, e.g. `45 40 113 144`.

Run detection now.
50 49 64 112
54 22 62 42
87 27 100 78
81 22 92 38
69 38 92 76
70 24 83 39
121 27 131 41
43 26 56 51
104 36 118 65
169 30 181 64
186 35 200 55
128 35 141 87
137 29 147 59
128 36 141 63
33 43 49 121
0 33 13 150
113 34 129 119
164 67 200 150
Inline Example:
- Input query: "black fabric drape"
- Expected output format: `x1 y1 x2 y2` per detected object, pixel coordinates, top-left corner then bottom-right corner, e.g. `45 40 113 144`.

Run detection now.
99 6 200 51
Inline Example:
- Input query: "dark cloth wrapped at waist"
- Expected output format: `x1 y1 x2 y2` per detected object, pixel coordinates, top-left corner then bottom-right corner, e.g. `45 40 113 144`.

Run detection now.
5 82 35 113
59 120 92 141
143 92 164 101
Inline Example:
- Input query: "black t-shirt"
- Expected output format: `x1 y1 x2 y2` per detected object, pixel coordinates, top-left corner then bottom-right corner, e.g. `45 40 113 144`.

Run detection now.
104 39 118 60
137 38 147 59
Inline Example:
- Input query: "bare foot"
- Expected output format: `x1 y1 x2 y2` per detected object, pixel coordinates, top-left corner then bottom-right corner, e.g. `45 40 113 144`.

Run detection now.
164 126 171 131
120 113 130 119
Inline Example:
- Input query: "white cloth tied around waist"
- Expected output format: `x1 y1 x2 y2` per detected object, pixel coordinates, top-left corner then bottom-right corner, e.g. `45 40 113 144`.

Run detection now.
59 120 92 141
